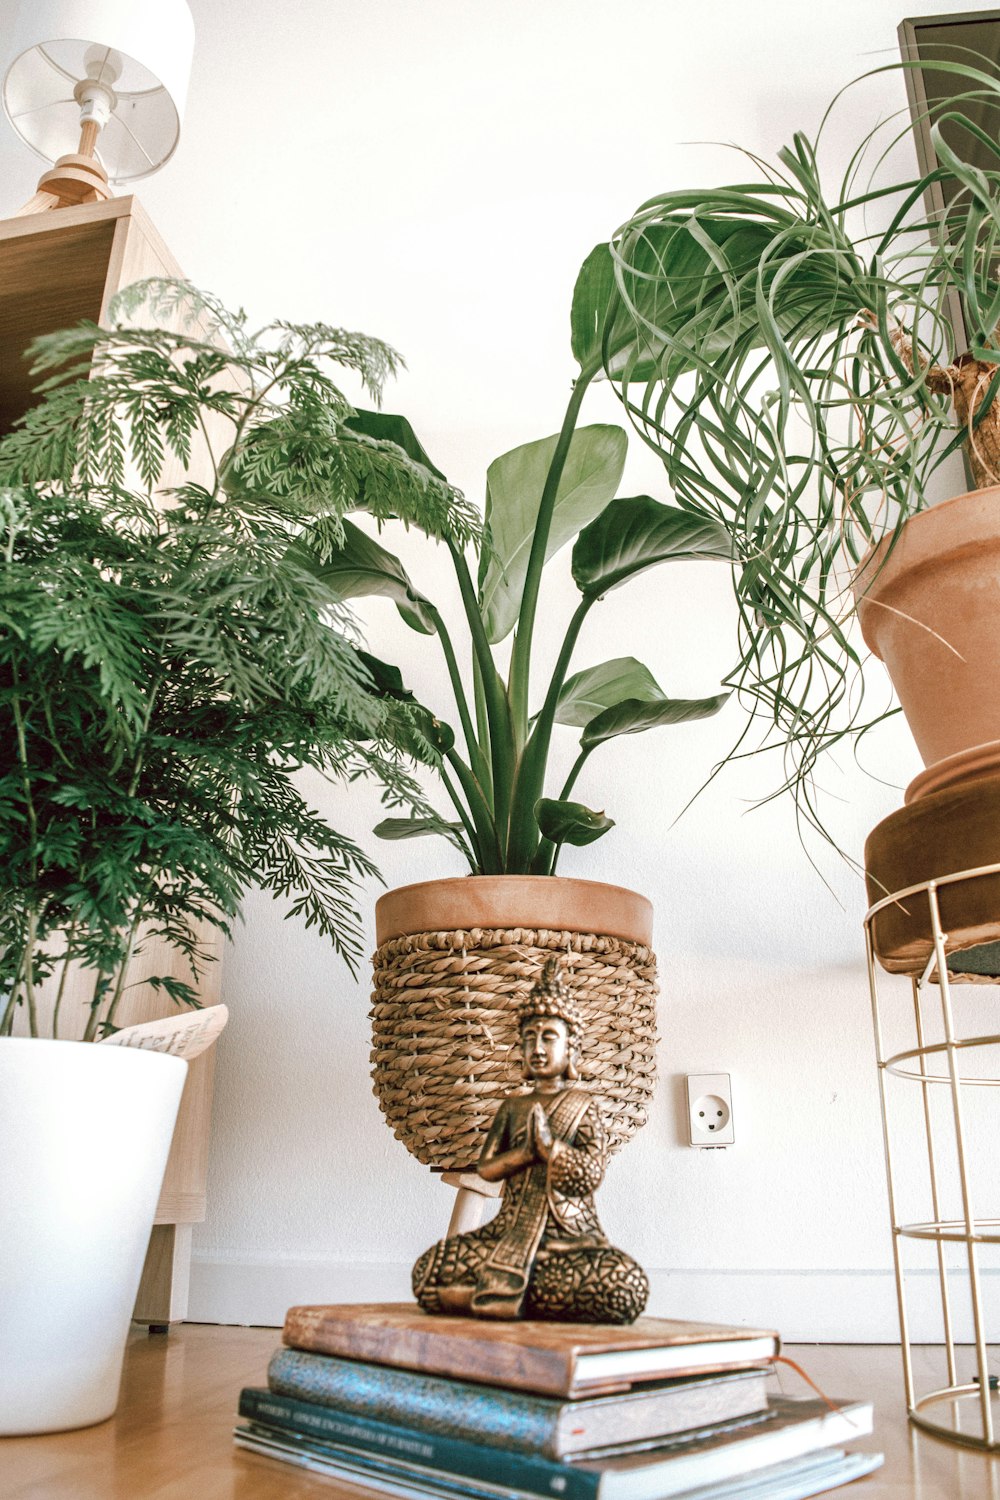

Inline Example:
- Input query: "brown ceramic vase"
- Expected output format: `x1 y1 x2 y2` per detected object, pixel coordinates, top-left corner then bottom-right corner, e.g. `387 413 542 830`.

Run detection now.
369 876 658 1171
854 485 1000 797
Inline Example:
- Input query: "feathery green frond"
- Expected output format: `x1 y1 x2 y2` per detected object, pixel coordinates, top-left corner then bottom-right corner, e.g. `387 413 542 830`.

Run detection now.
0 283 477 1038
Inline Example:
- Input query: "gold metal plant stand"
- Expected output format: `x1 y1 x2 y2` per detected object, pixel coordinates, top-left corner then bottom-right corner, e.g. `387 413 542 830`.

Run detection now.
865 862 1000 1451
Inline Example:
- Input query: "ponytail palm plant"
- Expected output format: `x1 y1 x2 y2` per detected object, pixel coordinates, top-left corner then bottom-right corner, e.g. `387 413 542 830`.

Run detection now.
590 59 1000 828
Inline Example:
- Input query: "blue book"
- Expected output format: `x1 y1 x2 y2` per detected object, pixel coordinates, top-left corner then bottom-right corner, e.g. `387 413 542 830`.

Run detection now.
266 1345 772 1460
235 1387 875 1500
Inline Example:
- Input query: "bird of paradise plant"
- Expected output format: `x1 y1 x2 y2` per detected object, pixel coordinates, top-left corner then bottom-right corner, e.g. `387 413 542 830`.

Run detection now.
294 260 733 875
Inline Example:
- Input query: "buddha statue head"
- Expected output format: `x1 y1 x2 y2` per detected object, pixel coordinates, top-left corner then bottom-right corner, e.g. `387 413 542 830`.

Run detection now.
517 957 583 1083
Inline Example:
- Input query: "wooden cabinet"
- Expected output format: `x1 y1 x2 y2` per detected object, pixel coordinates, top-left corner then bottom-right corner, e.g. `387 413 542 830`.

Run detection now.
1 196 223 1325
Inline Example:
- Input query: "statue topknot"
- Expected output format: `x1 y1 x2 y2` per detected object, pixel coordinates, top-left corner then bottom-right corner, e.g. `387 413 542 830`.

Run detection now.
517 956 584 1043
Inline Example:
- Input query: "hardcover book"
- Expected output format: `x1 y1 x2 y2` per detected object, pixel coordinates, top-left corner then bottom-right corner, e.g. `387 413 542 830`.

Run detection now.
234 1392 876 1500
281 1302 781 1399
240 1384 772 1487
266 1348 771 1460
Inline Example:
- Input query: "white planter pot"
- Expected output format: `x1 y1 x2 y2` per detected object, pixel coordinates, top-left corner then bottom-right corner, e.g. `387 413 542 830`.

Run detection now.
0 1038 187 1434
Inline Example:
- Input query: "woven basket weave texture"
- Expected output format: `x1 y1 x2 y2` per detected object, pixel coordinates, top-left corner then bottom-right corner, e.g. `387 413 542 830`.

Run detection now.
370 926 658 1171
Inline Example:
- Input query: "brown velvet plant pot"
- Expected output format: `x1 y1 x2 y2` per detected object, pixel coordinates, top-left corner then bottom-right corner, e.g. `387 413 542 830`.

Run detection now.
865 776 1000 976
369 877 659 1171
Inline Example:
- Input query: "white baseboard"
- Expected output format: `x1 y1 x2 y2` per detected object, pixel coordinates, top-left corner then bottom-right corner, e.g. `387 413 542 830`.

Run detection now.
188 1256 999 1342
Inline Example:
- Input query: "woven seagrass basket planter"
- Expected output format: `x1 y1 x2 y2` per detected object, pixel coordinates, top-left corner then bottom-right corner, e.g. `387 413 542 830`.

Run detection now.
370 876 659 1171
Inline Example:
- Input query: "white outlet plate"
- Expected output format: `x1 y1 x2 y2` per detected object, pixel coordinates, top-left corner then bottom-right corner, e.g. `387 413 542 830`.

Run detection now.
686 1073 735 1147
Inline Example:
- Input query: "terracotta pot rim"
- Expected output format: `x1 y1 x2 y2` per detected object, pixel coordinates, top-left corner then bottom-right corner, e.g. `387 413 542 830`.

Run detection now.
893 482 1000 528
858 483 1000 563
378 872 649 899
374 874 653 947
854 484 1000 639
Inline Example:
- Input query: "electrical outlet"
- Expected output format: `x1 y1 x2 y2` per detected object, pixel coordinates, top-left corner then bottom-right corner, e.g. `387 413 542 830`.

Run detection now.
686 1073 735 1147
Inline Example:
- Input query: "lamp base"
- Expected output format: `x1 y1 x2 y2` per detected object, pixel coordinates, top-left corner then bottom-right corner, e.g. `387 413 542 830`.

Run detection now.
16 155 113 216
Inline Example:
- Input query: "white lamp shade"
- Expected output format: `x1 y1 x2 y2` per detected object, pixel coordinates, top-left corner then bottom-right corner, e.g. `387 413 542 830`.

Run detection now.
2 0 195 182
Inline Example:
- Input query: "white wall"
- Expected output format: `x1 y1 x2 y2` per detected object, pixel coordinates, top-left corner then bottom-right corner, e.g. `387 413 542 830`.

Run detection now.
2 0 989 1339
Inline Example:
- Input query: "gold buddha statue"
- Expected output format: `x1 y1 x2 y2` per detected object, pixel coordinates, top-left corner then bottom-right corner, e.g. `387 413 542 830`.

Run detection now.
412 957 649 1323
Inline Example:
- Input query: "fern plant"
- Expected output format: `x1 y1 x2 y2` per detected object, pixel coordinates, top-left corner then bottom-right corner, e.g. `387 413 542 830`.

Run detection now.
0 283 478 1040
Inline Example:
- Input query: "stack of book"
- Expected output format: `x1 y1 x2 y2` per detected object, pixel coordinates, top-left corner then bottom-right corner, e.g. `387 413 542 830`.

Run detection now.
234 1302 883 1499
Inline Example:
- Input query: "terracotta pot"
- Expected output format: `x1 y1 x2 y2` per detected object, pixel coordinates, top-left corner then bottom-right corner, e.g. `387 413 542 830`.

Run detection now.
854 485 1000 790
370 876 658 1171
375 875 653 947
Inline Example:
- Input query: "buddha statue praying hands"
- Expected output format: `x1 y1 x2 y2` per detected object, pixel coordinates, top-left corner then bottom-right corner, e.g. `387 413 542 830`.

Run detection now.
412 958 649 1324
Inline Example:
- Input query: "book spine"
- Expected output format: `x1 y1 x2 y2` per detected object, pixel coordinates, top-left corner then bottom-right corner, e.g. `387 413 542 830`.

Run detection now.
235 1427 526 1500
267 1347 561 1460
238 1388 599 1500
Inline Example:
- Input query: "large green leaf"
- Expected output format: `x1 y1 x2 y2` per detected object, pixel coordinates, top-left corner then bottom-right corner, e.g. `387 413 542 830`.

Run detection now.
298 519 436 634
406 705 456 758
572 496 731 598
479 425 627 643
374 817 463 841
608 212 859 383
581 692 730 750
572 225 772 386
534 797 614 847
344 410 447 480
571 242 665 383
354 648 416 702
612 217 765 380
379 700 456 765
374 814 468 858
571 245 620 373
555 656 665 728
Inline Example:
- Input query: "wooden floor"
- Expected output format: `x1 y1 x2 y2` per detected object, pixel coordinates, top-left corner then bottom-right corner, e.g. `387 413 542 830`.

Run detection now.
3 1325 1000 1498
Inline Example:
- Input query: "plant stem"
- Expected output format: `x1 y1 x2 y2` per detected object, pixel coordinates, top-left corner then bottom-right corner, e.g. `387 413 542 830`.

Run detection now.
425 604 491 798
507 367 595 738
436 761 480 870
446 539 514 845
532 750 594 877
51 924 78 1041
0 932 30 1037
472 657 493 800
505 595 594 869
559 749 590 803
22 910 39 1037
444 749 502 872
530 838 558 876
101 912 145 1035
83 967 114 1043
10 656 40 889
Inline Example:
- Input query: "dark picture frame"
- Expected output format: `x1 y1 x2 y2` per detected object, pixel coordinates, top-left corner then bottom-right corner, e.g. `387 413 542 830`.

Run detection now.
899 10 1000 351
